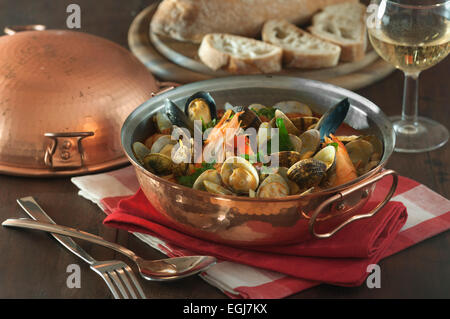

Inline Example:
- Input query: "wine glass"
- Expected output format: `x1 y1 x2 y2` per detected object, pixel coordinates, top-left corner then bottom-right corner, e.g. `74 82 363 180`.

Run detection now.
367 0 450 153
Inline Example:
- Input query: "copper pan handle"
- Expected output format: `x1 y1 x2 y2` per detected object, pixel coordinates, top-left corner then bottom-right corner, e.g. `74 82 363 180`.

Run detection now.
44 131 94 169
4 24 46 35
308 169 398 239
151 81 181 97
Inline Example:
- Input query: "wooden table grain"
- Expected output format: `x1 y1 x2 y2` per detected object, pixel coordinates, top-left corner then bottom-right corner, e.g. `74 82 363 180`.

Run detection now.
0 0 448 299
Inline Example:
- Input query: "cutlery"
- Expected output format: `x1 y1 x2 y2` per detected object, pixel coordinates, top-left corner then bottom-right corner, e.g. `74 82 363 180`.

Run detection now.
3 216 217 281
15 196 146 299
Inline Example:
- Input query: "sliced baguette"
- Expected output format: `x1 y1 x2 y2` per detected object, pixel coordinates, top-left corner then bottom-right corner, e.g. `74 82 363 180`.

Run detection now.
198 33 283 74
262 19 341 69
309 2 367 62
151 0 359 43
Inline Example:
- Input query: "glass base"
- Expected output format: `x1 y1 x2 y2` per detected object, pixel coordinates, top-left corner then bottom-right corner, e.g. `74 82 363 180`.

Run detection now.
390 116 449 153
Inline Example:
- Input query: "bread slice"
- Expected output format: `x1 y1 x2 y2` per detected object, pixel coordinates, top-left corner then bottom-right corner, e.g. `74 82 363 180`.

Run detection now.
262 19 341 69
150 0 360 43
308 2 367 62
198 33 283 74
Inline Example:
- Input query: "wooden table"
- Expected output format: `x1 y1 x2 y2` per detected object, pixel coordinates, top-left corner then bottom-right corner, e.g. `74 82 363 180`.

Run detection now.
0 0 448 299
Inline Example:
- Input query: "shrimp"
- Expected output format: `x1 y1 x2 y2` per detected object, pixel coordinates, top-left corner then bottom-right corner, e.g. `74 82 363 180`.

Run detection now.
203 110 244 163
325 134 357 186
205 110 243 145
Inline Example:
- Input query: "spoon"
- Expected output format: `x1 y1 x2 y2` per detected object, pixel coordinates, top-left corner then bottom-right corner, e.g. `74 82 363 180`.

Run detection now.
2 218 216 281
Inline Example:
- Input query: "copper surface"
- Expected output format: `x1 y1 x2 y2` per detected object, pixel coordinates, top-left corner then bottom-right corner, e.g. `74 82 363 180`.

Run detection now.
0 28 157 176
308 169 398 238
121 75 397 246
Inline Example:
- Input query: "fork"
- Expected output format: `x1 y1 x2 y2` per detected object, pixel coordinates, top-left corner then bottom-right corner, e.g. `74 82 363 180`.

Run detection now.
16 196 146 299
89 260 146 299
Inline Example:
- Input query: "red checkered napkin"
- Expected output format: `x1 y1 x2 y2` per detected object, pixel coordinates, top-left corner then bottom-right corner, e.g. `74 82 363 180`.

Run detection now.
72 166 450 299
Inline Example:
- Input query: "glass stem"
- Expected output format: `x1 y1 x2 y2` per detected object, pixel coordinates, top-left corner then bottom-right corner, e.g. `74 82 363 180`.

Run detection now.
399 72 420 132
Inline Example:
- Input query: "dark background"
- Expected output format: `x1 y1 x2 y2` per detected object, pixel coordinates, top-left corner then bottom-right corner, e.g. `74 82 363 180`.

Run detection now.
0 0 448 298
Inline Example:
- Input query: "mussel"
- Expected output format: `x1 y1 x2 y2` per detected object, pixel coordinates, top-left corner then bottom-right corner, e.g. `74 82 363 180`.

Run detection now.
315 98 350 140
137 90 384 200
184 91 217 125
233 105 262 130
165 99 195 134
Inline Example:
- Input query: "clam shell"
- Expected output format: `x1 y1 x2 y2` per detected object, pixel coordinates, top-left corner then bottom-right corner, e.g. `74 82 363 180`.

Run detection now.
273 101 313 116
132 142 151 165
256 173 290 198
361 135 383 159
313 145 337 187
289 134 303 152
272 151 302 168
154 111 172 134
143 153 174 176
171 138 193 164
276 167 300 195
220 156 259 194
228 167 259 194
144 133 164 150
248 103 266 112
274 109 300 136
298 129 321 159
203 180 234 195
291 116 319 134
336 135 360 144
150 135 175 154
287 158 327 191
345 139 374 173
193 169 222 191
313 145 336 171
257 122 272 152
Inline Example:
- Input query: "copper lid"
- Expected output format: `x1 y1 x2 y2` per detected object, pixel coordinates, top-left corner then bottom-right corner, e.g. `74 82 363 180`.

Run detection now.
0 27 157 176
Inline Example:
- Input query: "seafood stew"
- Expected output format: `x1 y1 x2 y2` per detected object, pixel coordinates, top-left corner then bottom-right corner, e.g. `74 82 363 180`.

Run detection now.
132 92 383 199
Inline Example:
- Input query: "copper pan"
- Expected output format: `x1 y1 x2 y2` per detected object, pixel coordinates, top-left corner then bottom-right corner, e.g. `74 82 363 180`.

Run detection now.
121 75 397 246
0 25 176 177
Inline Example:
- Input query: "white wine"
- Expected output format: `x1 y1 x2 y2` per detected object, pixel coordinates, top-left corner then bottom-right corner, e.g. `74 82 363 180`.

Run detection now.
369 14 450 73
